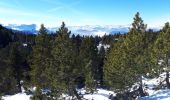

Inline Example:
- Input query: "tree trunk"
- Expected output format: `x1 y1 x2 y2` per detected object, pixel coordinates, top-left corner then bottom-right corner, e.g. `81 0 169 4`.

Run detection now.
16 73 22 92
166 71 170 89
72 87 81 100
17 81 22 92
138 76 145 97
138 85 145 97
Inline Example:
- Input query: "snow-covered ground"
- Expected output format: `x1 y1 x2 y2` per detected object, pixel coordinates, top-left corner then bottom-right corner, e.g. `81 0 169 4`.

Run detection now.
2 89 115 100
3 72 170 100
138 73 170 100
2 93 31 100
81 88 115 100
139 89 170 100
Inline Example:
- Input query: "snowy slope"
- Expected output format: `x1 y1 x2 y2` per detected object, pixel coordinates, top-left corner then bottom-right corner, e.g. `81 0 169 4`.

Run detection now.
2 89 115 100
138 73 170 100
2 93 31 100
3 74 170 100
83 89 115 100
139 90 170 100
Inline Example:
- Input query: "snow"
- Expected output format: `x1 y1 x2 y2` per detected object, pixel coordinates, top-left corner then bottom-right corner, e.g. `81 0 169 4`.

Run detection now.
6 24 37 32
2 93 31 100
97 43 110 50
142 73 166 95
23 43 27 47
139 90 170 100
2 88 114 100
63 88 115 100
3 72 170 100
83 89 115 100
138 73 170 100
2 85 35 100
84 94 110 100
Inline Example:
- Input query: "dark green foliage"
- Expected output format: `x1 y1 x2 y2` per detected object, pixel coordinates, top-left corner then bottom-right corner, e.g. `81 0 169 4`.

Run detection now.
29 24 53 99
102 33 125 47
30 24 51 89
0 42 29 95
104 12 152 96
130 12 147 32
9 42 26 92
97 46 105 86
94 35 101 45
0 25 13 48
104 41 134 92
0 46 18 95
79 36 98 90
31 87 48 100
72 34 82 53
84 60 96 93
152 22 170 89
102 34 114 45
49 22 82 99
13 32 36 45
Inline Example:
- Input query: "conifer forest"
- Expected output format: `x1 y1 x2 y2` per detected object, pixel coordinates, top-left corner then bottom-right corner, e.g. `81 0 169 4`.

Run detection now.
1 12 170 100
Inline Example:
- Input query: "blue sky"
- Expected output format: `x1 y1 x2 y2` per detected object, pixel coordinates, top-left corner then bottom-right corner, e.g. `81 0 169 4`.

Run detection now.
0 0 170 27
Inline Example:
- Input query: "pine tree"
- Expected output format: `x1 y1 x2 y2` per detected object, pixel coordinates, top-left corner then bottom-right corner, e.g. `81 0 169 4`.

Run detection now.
104 40 134 92
124 12 153 97
79 36 98 92
0 25 13 48
0 46 18 95
97 46 105 86
9 42 25 92
85 60 96 93
50 22 81 99
153 22 170 89
104 12 151 97
72 34 82 53
29 24 51 98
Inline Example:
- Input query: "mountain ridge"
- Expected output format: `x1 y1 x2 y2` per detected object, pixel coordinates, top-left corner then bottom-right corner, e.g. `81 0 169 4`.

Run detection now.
1 23 161 36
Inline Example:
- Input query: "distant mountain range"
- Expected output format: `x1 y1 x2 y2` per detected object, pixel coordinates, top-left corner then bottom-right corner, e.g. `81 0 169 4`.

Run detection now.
49 25 130 36
3 24 161 36
5 24 37 33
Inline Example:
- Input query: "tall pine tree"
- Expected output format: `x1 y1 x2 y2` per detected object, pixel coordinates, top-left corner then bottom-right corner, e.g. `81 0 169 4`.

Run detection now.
153 22 170 89
30 24 51 99
79 36 98 92
50 22 81 99
104 12 151 97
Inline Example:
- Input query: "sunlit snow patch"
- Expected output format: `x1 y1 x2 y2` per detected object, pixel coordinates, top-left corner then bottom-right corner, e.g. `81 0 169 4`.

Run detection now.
2 93 31 100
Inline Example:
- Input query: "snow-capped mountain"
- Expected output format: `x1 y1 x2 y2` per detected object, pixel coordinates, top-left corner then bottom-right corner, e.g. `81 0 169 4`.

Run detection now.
3 24 161 36
5 24 37 33
3 24 130 36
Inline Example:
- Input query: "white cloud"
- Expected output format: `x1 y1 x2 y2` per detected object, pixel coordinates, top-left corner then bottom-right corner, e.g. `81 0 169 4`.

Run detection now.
94 31 108 37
